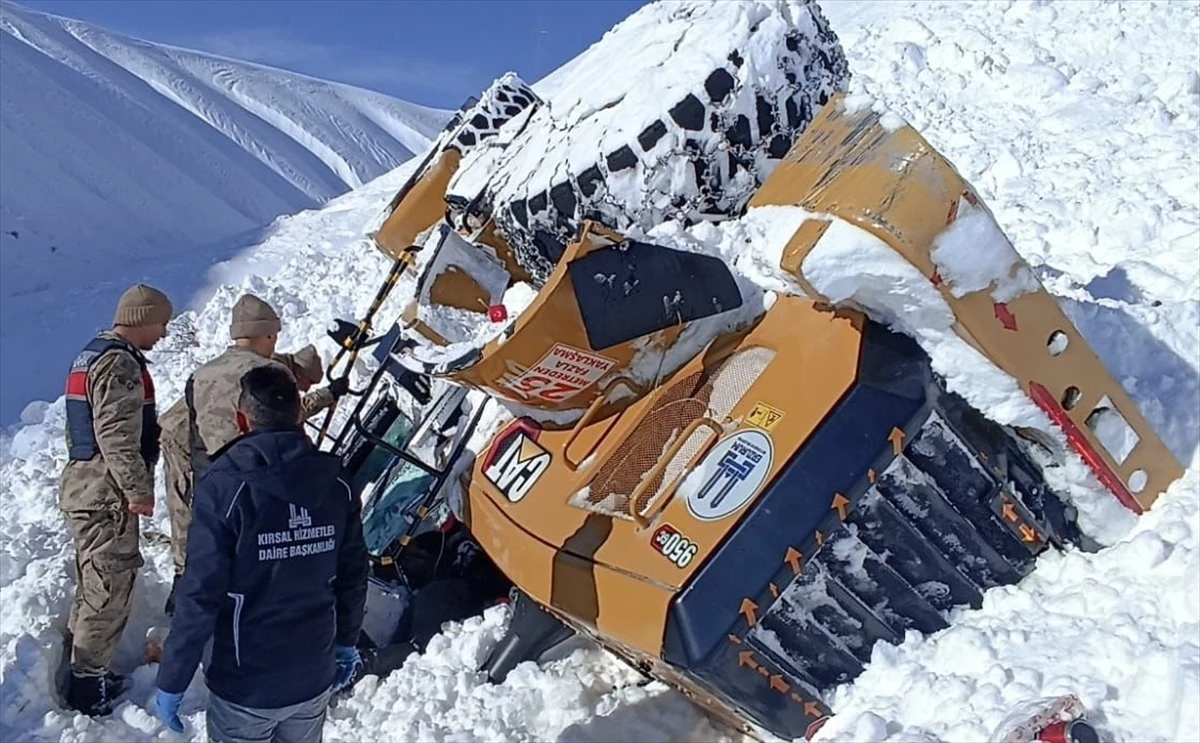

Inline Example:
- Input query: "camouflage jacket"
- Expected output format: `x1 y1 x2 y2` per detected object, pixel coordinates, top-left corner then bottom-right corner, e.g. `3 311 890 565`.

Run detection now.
158 396 190 453
59 331 157 510
187 346 291 468
179 347 338 471
159 381 335 454
272 350 337 419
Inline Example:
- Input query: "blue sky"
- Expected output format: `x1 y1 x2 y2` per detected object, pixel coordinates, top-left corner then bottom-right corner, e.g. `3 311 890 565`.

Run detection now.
20 0 651 109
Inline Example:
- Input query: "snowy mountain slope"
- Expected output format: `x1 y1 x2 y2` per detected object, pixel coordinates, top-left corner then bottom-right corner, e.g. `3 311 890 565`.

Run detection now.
1 1 1198 742
0 0 452 424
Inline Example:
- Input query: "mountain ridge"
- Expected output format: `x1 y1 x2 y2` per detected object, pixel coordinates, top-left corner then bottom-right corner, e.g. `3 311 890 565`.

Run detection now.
0 0 453 422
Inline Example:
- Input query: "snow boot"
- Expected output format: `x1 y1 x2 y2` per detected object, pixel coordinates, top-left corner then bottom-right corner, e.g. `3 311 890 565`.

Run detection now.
104 670 128 696
65 672 121 717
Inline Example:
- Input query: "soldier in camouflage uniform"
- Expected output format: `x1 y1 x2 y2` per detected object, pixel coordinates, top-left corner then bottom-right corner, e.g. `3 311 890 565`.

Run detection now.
277 344 338 411
160 298 346 613
60 283 173 716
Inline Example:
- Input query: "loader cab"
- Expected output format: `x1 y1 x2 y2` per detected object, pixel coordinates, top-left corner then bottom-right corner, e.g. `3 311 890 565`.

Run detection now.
343 393 449 559
328 325 478 573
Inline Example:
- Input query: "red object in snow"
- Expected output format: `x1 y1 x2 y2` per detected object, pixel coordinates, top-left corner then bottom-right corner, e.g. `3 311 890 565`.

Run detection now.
488 304 508 323
1036 719 1099 743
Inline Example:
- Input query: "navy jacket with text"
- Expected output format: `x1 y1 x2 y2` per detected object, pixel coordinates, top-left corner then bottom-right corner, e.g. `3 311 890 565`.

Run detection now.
156 426 369 708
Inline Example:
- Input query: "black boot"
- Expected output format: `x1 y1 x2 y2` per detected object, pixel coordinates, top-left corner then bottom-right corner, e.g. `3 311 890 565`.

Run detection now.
65 672 121 717
164 573 180 616
104 671 129 697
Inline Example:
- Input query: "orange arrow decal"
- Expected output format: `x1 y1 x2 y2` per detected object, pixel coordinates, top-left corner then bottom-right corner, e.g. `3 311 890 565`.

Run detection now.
791 693 805 704
769 674 789 693
769 582 780 598
1001 501 1018 522
815 530 825 546
740 598 759 627
867 468 877 484
785 547 803 575
1019 524 1038 543
832 493 850 521
728 633 741 645
805 701 822 718
889 427 905 456
738 650 757 669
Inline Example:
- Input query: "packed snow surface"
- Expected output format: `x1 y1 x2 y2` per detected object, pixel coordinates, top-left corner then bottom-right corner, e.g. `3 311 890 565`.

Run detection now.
0 0 452 423
2 1 1198 742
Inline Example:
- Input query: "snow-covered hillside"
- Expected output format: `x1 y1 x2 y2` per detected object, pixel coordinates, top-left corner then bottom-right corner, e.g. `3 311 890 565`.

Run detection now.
1 1 1198 742
0 0 452 423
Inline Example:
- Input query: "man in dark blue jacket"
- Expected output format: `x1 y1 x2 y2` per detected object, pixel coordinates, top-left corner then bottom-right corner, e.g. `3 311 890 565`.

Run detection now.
153 364 368 742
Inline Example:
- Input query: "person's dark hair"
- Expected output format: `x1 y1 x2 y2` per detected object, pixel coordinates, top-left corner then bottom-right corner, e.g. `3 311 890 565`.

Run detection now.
237 365 300 430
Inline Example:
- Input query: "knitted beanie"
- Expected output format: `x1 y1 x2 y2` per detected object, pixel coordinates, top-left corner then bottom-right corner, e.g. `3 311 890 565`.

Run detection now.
229 294 282 339
290 344 324 384
113 284 173 327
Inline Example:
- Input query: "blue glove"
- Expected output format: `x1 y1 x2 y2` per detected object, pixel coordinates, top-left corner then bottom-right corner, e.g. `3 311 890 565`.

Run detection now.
332 645 362 693
154 688 184 733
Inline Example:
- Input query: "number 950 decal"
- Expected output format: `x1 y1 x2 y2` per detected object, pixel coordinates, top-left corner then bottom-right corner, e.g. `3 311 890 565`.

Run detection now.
652 524 698 568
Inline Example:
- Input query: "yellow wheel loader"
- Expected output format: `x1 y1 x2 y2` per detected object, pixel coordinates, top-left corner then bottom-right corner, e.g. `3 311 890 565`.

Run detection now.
322 3 1185 738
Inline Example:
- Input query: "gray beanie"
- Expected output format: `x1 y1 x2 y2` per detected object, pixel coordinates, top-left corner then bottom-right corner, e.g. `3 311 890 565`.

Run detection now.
290 344 324 383
229 293 282 339
113 283 173 327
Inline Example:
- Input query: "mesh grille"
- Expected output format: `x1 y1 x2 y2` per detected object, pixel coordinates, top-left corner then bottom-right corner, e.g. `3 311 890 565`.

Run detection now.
568 346 776 520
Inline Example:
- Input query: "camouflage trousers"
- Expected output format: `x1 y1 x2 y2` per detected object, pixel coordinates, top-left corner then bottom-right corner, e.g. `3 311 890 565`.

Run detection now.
162 441 194 576
64 507 144 676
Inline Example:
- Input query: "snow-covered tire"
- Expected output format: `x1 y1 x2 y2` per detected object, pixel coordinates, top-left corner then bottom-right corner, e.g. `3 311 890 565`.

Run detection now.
446 72 542 153
447 0 851 283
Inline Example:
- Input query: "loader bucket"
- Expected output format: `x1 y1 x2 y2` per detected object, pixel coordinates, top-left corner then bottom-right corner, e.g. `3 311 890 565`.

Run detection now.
748 91 1184 513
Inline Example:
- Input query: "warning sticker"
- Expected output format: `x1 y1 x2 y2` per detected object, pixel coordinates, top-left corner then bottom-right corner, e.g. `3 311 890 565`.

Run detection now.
501 343 617 402
746 402 784 432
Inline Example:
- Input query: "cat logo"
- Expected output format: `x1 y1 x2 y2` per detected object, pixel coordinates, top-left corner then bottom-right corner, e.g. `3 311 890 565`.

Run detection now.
483 426 551 503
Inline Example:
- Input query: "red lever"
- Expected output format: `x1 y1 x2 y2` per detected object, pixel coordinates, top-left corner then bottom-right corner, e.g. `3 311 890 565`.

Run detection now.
488 304 508 323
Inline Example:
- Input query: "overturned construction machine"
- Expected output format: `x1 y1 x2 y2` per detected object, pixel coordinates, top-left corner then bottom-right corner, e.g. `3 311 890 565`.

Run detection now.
319 1 1186 739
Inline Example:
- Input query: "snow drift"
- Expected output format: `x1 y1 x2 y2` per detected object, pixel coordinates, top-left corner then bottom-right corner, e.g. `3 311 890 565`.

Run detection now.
0 0 452 423
0 1 1197 742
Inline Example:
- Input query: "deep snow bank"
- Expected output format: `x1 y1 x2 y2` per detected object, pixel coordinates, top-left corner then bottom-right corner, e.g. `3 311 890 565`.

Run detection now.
0 0 452 423
1 1 1198 742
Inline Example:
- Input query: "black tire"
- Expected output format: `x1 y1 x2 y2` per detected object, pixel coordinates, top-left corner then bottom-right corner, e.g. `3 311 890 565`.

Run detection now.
448 1 851 283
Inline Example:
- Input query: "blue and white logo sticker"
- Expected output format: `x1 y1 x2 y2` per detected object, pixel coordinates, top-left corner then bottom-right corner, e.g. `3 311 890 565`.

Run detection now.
684 428 774 521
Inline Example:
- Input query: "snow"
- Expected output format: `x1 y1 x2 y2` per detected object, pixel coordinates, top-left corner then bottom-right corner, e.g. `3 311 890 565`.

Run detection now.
1 1 1199 742
931 197 1041 304
0 0 452 424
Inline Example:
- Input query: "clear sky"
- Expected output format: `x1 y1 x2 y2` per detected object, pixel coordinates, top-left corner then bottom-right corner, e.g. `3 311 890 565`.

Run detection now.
19 0 653 110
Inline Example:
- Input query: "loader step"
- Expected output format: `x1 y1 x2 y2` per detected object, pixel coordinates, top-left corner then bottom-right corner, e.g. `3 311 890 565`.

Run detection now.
662 321 1086 741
